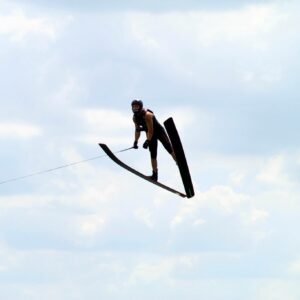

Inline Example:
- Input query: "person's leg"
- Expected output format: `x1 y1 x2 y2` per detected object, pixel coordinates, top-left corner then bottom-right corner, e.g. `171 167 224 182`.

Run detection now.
158 129 177 163
149 138 158 181
151 158 158 172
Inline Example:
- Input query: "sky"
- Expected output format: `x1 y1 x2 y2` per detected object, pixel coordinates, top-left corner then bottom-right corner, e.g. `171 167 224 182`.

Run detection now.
0 0 300 299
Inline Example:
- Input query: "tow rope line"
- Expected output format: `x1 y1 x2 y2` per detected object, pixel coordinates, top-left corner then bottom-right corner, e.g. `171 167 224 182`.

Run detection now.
0 146 133 186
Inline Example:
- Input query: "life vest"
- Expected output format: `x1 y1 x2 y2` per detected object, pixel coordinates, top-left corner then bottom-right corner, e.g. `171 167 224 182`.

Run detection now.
133 109 163 133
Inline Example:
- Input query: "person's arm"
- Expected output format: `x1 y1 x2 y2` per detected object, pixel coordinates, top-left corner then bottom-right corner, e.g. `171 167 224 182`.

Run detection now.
145 112 154 141
133 117 140 148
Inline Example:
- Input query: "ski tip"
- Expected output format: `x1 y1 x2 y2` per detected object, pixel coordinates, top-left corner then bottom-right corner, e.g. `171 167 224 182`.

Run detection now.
164 117 173 124
99 143 109 154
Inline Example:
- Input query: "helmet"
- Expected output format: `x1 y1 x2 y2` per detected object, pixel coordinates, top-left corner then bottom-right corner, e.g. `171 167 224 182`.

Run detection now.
131 99 143 113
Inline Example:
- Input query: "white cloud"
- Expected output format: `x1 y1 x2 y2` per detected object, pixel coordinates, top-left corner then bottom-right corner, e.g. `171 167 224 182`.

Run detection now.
171 185 249 228
75 214 106 238
128 4 288 89
169 183 273 247
82 109 131 129
202 185 249 214
193 218 206 226
78 108 132 146
161 106 198 129
130 4 286 54
170 206 194 228
0 243 19 272
0 122 42 139
0 195 52 211
239 65 283 85
245 208 269 223
126 255 199 287
229 171 246 187
52 74 87 106
134 208 154 228
0 9 58 41
255 280 300 300
288 258 300 274
256 155 291 187
195 4 286 47
128 260 173 285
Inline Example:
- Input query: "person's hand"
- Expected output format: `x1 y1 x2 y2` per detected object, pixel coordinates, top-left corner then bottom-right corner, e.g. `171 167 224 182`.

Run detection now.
143 140 149 149
133 141 138 149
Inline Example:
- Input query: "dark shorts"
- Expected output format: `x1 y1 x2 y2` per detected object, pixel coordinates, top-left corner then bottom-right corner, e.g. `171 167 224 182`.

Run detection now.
149 128 173 159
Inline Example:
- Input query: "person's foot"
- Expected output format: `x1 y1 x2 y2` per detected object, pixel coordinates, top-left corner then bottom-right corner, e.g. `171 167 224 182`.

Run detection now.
147 170 158 181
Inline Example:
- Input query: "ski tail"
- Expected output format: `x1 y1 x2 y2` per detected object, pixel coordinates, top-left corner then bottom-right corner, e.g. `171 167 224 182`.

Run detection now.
164 118 195 198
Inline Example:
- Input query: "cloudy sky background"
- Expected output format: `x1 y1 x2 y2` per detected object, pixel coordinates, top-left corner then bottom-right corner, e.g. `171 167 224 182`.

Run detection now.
1 0 300 299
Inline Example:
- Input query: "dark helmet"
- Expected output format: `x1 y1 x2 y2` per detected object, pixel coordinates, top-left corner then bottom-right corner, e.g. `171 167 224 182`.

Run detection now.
131 99 143 113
